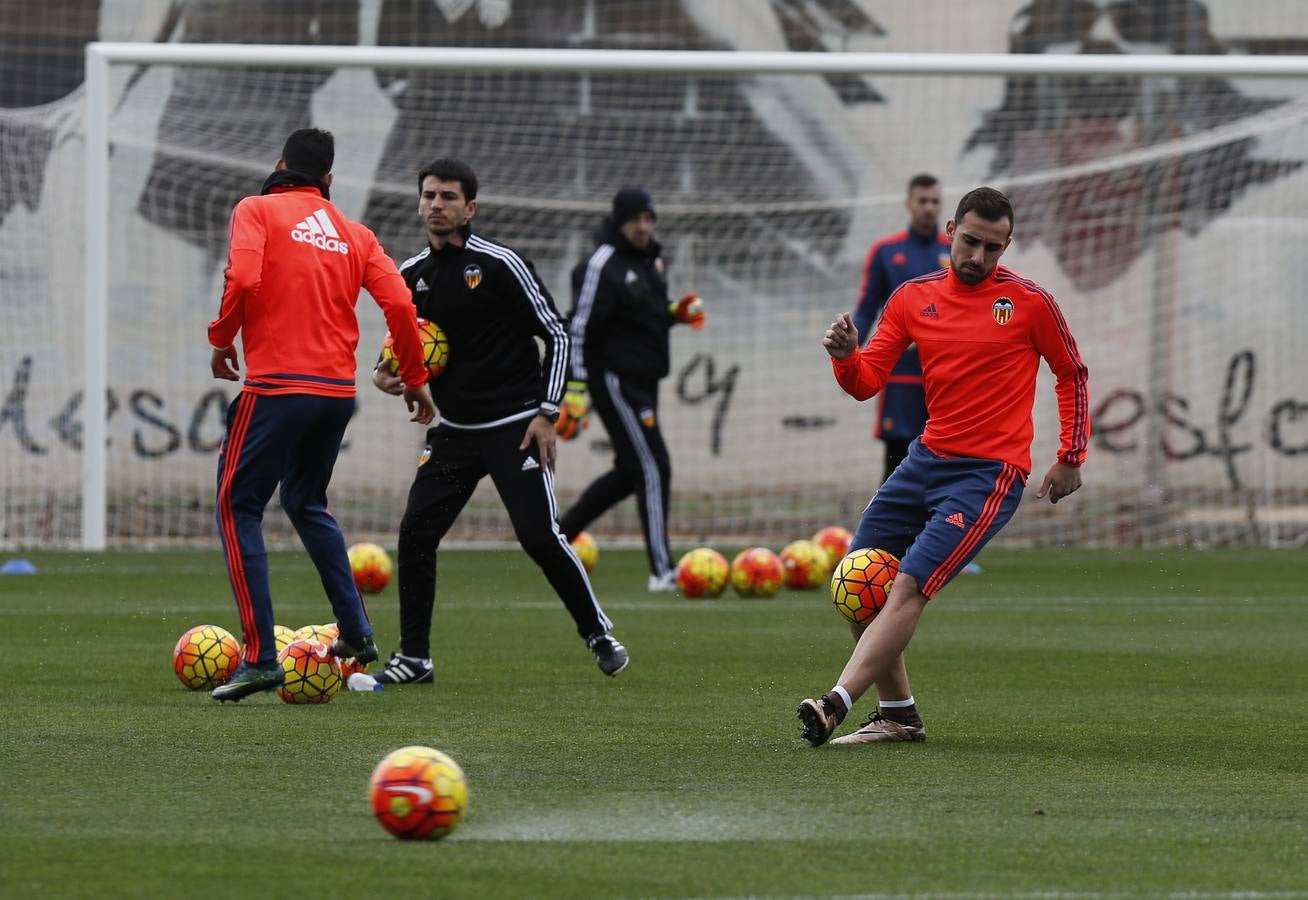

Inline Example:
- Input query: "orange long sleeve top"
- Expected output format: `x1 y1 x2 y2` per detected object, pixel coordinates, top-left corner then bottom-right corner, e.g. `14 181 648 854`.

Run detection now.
208 185 428 397
832 265 1089 475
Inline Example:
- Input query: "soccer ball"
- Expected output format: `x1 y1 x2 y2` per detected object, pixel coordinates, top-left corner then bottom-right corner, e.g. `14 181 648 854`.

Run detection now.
173 624 242 690
381 318 451 378
273 624 297 653
276 639 343 705
730 547 785 598
370 746 469 840
348 542 393 594
292 622 339 644
812 526 853 568
831 547 899 624
674 547 731 598
570 531 598 573
780 540 828 590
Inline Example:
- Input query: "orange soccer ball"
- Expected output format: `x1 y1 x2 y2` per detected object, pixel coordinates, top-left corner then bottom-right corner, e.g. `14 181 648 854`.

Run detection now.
831 547 899 624
780 539 828 590
381 318 451 378
348 542 393 594
729 547 785 598
570 531 599 573
675 547 731 598
371 746 469 840
173 624 242 690
276 639 343 705
812 526 854 569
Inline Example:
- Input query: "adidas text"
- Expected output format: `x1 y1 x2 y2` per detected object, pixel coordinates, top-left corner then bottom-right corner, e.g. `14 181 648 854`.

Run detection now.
290 209 350 255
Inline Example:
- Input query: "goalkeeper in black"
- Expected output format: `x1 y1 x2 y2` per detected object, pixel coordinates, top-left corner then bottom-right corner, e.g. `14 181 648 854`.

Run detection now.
371 158 628 681
557 186 706 592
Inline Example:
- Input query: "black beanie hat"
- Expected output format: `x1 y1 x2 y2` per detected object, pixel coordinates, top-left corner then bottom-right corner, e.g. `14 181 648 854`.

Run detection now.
612 184 656 224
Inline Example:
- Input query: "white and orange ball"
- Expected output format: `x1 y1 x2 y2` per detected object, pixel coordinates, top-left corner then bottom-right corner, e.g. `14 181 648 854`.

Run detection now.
729 547 785 598
276 639 343 705
370 746 469 840
674 547 731 598
348 542 393 594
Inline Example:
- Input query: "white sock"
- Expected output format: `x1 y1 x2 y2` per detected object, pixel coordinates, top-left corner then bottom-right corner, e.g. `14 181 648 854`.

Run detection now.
830 685 853 713
879 695 916 708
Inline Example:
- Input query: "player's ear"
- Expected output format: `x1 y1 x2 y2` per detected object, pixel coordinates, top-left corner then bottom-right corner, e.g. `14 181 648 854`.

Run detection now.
274 158 287 172
465 198 477 221
945 218 956 238
324 172 334 188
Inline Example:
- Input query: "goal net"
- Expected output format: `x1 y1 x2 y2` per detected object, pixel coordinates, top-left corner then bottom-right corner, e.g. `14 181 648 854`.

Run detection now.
4 7 1308 550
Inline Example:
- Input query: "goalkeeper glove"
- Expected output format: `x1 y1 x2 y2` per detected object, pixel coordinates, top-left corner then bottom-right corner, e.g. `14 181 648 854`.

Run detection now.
670 292 706 330
556 380 590 440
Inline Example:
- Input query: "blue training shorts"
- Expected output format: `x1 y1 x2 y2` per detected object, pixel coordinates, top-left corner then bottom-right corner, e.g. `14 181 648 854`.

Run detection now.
850 438 1026 599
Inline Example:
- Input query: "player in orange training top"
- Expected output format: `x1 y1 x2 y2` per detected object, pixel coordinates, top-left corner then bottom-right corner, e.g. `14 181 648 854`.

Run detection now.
797 186 1089 746
207 128 436 702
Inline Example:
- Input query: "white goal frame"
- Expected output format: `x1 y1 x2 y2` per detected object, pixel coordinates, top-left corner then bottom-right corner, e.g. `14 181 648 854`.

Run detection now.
82 42 1308 549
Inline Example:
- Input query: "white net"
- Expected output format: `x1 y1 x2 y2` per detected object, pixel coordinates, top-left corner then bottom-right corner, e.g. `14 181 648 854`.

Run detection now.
3 0 1308 548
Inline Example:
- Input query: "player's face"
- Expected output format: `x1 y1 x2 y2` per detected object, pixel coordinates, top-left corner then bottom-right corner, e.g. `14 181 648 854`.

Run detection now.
620 211 656 249
946 211 1013 284
906 185 941 234
419 176 477 241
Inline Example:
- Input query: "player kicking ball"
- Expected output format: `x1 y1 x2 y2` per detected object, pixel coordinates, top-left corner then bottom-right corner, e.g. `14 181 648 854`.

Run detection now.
797 187 1090 746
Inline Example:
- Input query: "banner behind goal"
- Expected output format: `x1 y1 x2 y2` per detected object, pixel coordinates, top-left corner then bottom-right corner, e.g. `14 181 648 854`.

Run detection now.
6 44 1308 548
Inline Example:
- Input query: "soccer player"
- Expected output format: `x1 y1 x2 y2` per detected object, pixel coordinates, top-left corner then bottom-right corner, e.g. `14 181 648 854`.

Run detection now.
207 128 437 703
852 174 951 482
797 186 1089 745
371 158 628 683
556 185 706 592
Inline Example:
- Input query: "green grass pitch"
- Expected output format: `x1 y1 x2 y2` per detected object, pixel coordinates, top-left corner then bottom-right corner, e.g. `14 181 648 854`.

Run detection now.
1 547 1305 897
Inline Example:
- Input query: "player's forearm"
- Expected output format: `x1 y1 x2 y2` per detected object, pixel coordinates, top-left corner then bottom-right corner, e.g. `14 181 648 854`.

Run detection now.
831 352 884 401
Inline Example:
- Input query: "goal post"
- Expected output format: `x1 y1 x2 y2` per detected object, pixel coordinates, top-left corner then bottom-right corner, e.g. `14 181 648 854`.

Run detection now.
60 42 1308 549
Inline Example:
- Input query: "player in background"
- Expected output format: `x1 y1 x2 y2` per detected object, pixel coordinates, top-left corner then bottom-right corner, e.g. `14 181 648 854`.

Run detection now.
371 158 628 683
797 187 1089 745
208 128 437 702
556 185 706 592
852 173 950 481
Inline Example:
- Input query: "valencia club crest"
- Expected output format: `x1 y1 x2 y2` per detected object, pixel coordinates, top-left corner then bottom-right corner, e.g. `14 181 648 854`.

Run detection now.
992 297 1014 325
463 264 482 289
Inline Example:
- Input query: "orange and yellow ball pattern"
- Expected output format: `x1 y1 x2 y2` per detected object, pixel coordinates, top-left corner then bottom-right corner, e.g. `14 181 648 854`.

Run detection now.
730 547 785 597
173 624 242 690
831 547 899 624
348 542 393 594
370 746 469 841
675 547 731 598
276 639 343 705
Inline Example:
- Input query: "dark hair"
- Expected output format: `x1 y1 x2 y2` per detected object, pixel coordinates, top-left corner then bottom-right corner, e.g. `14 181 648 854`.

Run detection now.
280 128 334 179
954 186 1014 232
907 173 939 193
418 157 478 201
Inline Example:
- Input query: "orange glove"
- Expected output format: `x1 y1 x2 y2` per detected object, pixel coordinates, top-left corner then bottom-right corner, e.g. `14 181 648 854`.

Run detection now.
670 293 706 330
556 381 590 440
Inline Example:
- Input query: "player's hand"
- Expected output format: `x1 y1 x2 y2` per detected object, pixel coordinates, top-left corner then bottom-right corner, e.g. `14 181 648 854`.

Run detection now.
210 346 240 381
373 365 405 396
822 313 858 359
521 414 558 471
1036 461 1082 504
403 383 437 425
670 293 706 330
556 380 590 440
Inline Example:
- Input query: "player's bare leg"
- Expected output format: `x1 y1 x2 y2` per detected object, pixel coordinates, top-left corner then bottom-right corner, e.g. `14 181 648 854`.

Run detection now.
798 575 927 746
